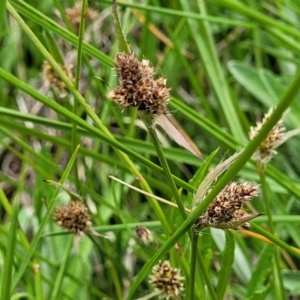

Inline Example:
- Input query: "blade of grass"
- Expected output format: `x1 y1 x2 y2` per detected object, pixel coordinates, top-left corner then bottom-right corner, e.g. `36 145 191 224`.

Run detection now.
10 145 80 292
0 203 19 300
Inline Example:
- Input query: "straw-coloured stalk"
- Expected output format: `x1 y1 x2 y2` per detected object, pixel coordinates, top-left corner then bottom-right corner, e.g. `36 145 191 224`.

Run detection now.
194 182 259 230
54 200 92 236
149 260 184 299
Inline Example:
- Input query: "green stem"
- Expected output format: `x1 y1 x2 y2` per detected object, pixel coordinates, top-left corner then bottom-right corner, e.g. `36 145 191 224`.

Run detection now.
142 113 187 220
257 163 285 300
71 0 88 191
50 235 74 300
188 233 198 300
141 113 217 300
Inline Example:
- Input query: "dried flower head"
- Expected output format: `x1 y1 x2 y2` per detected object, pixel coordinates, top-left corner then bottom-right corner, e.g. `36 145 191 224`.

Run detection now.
108 53 170 115
42 61 74 97
149 260 184 299
66 1 97 33
54 200 92 235
249 108 285 164
195 182 259 230
135 225 153 245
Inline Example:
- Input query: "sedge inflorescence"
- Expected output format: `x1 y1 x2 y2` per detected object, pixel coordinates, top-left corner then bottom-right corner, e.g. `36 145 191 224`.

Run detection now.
42 61 74 96
135 225 154 245
54 200 92 236
108 53 170 115
66 1 97 34
195 182 259 230
249 108 285 164
149 260 184 299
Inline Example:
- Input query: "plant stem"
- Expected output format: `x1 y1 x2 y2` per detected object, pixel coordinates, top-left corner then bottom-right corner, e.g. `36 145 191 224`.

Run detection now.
257 163 286 300
188 232 198 300
142 113 187 220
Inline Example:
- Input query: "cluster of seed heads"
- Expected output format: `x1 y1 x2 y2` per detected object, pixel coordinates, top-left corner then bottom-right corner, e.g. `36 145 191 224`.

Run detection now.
42 61 74 97
108 53 170 115
149 260 184 299
195 182 259 229
54 200 91 236
249 108 285 164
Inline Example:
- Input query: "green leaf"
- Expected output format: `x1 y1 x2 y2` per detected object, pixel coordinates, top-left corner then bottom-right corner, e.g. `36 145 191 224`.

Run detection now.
228 60 284 107
216 231 235 299
246 244 273 297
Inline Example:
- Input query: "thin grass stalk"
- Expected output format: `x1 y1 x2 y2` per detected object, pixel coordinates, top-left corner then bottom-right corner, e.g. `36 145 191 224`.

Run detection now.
0 203 19 299
257 164 285 299
142 114 187 220
50 235 74 299
212 0 300 40
0 185 13 216
188 232 198 300
33 260 44 300
72 0 88 191
53 0 73 30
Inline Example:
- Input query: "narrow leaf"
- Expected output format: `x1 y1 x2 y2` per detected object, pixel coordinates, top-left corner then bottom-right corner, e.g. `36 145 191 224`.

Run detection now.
216 231 235 299
189 148 219 188
1 204 19 298
155 113 202 159
246 244 273 297
193 151 242 206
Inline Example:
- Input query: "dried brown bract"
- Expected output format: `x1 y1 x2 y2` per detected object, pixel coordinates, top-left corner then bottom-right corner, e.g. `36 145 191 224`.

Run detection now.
108 53 170 115
149 260 184 299
249 108 285 164
42 61 74 97
66 1 97 34
195 182 259 230
54 200 92 236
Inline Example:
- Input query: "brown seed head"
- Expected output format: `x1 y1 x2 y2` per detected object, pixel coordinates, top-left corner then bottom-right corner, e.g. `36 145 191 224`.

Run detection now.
249 108 285 164
149 260 184 299
196 182 259 229
54 200 92 235
66 1 97 33
135 225 153 245
42 61 74 97
108 53 170 115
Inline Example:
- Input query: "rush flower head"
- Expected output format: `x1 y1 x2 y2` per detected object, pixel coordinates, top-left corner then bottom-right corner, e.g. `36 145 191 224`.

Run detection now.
66 1 97 33
249 108 285 164
42 61 74 97
54 200 92 236
195 182 259 230
149 260 184 299
135 225 154 245
108 53 170 115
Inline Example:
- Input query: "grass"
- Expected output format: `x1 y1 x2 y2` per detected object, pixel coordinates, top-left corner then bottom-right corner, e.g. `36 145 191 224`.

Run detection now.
1 0 300 299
